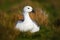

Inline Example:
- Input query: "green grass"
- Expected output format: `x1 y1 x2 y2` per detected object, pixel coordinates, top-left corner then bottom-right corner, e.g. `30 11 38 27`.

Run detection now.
15 25 53 40
0 0 22 10
0 0 60 40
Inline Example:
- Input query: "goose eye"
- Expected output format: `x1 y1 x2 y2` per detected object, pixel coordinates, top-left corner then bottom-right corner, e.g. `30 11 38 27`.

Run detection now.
28 8 29 9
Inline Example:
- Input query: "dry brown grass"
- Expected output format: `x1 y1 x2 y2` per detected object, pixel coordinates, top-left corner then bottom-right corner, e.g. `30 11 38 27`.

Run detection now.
0 0 49 40
0 7 48 40
0 10 20 39
30 8 48 26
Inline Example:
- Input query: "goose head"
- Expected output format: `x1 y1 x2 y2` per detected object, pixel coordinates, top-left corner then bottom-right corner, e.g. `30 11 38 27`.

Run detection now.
23 6 35 13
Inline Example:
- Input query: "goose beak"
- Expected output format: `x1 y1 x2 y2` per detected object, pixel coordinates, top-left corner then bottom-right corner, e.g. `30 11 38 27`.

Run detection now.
32 9 35 13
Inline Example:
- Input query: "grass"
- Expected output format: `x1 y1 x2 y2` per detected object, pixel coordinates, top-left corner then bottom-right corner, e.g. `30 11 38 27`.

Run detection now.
0 0 60 40
0 0 22 10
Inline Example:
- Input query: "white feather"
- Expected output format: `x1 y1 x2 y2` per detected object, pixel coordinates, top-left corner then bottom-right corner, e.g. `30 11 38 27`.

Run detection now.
15 6 40 33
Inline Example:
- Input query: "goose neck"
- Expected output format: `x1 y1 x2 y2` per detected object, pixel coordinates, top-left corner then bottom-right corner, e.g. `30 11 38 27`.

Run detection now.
23 12 32 22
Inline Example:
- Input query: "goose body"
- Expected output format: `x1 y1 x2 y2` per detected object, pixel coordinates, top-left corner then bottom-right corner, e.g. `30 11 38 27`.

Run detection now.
16 6 40 33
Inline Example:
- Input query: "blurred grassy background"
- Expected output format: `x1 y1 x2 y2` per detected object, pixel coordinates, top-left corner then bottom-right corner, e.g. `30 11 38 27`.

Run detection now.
0 0 60 40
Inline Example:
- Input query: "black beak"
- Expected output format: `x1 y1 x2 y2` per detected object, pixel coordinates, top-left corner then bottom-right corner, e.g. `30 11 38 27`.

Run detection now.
32 9 35 13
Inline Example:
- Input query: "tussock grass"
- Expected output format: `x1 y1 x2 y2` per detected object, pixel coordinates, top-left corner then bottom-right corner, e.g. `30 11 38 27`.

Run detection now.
0 0 60 40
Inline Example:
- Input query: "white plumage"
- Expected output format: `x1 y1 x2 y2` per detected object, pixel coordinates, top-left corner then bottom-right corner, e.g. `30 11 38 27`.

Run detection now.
15 6 40 33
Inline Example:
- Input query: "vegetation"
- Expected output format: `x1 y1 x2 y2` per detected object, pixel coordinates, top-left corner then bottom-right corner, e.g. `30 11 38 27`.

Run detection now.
0 0 60 40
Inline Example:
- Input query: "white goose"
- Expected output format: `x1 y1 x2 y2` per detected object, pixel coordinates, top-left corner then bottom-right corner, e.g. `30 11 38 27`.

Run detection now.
16 6 40 33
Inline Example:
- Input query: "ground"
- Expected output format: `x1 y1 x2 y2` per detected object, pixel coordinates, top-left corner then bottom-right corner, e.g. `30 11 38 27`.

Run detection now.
0 0 60 40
